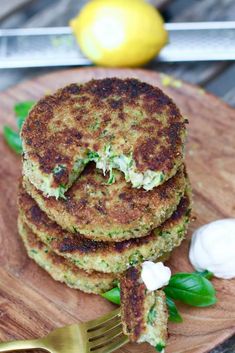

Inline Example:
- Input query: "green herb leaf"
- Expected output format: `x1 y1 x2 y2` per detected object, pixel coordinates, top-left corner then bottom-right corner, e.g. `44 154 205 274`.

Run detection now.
101 287 120 305
14 101 35 117
164 273 217 307
107 172 115 185
58 185 67 200
14 101 35 130
3 126 22 154
3 101 35 155
166 296 183 323
87 151 99 161
195 270 214 280
155 342 166 352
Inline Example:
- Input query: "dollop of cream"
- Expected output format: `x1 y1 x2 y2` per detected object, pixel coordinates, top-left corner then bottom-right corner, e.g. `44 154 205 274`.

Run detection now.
189 219 235 279
141 261 171 291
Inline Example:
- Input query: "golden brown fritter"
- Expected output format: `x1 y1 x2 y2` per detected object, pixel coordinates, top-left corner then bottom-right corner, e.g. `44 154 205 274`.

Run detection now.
18 181 191 273
22 164 187 241
18 217 116 294
21 78 186 198
120 267 168 349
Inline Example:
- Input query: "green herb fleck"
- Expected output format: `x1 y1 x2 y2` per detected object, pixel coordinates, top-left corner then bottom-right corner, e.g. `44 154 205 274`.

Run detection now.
89 118 100 131
159 230 171 238
147 304 157 325
87 151 99 161
106 173 115 185
129 251 143 266
58 185 67 200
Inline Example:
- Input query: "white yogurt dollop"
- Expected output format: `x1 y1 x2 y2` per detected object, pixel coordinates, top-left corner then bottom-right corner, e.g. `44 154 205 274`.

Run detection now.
189 219 235 279
141 261 171 291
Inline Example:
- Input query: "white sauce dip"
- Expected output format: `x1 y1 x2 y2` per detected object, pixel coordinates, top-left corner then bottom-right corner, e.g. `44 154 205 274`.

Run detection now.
189 219 235 279
141 261 171 291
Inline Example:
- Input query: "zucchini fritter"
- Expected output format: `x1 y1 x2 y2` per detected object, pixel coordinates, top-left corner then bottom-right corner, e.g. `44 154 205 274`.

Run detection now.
18 217 116 294
22 164 187 241
121 267 168 350
21 78 186 198
18 183 191 273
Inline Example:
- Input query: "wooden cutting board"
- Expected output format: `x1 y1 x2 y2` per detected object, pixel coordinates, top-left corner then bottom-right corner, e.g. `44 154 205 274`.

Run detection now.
0 68 234 353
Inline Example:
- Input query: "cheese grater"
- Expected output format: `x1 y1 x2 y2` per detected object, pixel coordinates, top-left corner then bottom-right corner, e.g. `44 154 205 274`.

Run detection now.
0 22 235 68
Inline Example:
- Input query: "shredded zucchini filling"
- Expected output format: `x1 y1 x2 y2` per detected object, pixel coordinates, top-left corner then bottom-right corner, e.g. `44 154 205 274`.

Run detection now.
86 145 164 190
31 144 165 198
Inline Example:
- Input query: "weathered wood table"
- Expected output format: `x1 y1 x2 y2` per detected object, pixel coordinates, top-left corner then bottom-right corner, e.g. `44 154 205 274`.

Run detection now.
0 1 234 353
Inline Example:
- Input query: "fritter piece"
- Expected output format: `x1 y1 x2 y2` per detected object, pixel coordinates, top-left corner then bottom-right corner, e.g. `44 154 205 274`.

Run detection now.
120 267 168 350
22 164 187 241
18 217 116 294
18 183 191 273
21 78 186 198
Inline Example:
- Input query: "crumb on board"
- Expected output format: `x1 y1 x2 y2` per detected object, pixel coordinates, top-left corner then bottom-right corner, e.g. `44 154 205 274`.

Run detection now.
160 74 182 88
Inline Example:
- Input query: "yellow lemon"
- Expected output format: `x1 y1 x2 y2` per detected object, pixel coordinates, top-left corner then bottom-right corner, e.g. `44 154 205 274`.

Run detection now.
70 0 168 67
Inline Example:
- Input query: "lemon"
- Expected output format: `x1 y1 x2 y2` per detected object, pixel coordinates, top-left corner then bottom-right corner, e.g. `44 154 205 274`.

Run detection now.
70 0 168 67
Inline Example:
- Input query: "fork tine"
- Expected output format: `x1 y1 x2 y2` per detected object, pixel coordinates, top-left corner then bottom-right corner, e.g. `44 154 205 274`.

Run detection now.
87 308 121 331
88 323 123 349
89 334 129 353
88 317 121 340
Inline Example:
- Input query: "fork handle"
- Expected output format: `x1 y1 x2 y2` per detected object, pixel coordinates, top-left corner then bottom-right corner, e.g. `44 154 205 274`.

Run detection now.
0 339 48 352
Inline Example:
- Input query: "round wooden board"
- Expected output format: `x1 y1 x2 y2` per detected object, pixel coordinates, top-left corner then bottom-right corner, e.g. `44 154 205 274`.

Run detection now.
0 68 234 353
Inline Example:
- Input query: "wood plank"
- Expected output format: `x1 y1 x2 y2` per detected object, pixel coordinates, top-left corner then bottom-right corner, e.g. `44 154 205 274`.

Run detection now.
0 268 76 341
148 62 231 85
147 0 172 8
0 67 235 353
24 0 85 27
24 0 169 27
205 64 235 107
0 0 34 21
168 0 235 22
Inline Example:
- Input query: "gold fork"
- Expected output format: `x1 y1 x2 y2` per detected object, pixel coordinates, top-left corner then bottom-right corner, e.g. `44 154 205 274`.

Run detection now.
0 308 128 353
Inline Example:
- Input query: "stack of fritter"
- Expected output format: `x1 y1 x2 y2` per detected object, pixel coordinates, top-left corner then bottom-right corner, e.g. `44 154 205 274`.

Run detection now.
18 78 191 294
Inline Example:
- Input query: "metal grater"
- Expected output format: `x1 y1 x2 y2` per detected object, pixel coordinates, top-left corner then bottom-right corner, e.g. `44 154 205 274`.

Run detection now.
0 22 235 68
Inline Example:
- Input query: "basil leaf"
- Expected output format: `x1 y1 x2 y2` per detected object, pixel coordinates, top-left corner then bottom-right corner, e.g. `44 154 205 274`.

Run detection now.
101 287 120 305
166 296 183 323
14 101 35 117
14 101 35 130
3 126 22 154
195 270 214 280
164 273 217 307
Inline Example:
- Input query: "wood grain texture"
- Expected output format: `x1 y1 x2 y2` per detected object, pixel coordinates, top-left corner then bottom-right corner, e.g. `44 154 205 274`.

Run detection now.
0 0 34 21
0 68 234 353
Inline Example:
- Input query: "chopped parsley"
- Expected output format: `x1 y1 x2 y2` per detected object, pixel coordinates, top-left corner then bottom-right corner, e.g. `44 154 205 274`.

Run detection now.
147 304 157 325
